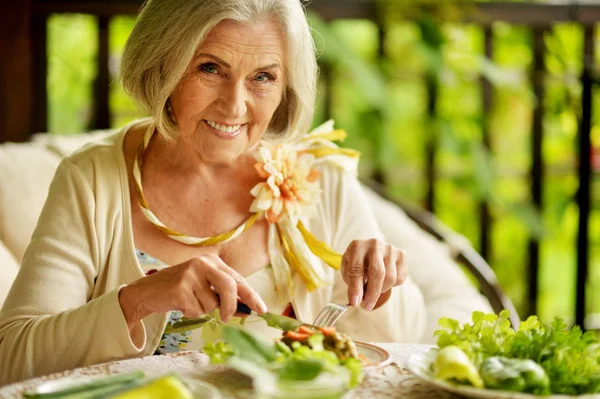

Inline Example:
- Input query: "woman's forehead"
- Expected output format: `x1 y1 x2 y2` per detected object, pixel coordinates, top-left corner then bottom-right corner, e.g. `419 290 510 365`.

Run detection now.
197 19 286 63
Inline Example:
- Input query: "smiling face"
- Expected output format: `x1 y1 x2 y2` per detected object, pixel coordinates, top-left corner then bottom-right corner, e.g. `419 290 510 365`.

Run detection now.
168 18 286 165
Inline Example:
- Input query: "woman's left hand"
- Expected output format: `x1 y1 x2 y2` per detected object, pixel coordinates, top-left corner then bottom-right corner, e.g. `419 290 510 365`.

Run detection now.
341 239 407 311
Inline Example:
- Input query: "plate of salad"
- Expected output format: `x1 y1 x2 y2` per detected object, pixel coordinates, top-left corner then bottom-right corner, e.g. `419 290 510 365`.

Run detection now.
203 322 389 398
407 310 600 398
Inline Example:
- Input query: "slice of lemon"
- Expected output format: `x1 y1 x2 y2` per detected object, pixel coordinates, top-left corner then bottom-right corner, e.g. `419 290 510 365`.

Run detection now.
112 375 194 399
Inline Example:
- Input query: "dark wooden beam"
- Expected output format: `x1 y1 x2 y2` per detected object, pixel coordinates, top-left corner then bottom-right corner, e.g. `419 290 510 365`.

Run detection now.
0 1 34 143
30 0 600 25
308 0 600 27
576 26 594 329
479 27 494 262
307 0 377 21
371 24 387 186
471 2 600 27
425 74 438 213
91 15 110 130
31 13 48 133
527 28 546 317
33 1 142 16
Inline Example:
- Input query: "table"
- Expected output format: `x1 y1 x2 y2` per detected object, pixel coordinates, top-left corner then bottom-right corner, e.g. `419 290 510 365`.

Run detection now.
0 344 459 398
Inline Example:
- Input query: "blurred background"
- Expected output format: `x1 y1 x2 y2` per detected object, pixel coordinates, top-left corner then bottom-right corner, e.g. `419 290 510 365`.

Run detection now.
1 0 599 329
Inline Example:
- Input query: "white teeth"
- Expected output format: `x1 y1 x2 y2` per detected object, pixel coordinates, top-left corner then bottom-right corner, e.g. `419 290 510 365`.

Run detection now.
206 120 241 133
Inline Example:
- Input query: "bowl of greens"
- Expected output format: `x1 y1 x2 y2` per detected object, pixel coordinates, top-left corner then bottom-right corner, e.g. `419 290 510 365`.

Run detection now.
203 324 367 399
407 310 600 398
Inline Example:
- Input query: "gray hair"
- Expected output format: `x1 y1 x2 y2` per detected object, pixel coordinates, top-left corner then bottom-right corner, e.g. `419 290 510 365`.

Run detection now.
120 0 317 142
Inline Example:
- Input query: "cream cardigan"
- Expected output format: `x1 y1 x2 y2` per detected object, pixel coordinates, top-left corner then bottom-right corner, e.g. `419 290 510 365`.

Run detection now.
0 120 426 385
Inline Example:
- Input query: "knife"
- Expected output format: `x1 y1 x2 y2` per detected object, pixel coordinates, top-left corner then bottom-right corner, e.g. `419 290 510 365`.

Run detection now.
164 302 304 335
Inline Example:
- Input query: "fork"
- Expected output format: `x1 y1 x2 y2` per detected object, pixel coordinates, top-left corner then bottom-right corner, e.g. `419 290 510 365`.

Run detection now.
312 302 349 328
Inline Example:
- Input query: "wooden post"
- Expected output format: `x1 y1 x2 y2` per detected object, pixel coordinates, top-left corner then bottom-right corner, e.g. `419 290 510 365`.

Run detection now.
527 28 546 317
0 0 34 143
575 26 594 329
480 27 494 261
425 73 438 213
91 15 110 129
372 24 387 186
31 11 48 134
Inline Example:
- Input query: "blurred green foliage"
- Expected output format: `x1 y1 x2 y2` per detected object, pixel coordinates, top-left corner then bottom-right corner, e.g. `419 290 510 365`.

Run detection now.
47 14 97 134
46 4 599 326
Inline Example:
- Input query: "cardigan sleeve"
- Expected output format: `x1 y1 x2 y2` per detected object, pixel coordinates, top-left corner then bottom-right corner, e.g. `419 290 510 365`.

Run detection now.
318 166 426 343
0 158 146 385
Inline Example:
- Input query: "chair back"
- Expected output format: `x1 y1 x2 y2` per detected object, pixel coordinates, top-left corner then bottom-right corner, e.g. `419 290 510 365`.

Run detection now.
364 179 520 328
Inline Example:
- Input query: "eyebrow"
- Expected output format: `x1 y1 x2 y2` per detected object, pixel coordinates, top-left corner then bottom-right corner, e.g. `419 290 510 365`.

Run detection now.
197 53 281 73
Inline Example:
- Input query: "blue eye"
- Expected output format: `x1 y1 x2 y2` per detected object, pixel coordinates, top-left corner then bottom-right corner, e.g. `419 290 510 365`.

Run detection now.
200 63 218 74
256 73 274 82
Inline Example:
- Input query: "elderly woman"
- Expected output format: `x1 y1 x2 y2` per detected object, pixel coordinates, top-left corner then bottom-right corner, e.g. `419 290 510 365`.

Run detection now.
0 0 426 384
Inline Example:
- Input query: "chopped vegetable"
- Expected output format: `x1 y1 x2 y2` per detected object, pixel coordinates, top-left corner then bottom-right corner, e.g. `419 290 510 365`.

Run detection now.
318 326 337 336
433 346 484 388
286 331 312 341
480 357 549 394
298 325 315 335
282 326 359 362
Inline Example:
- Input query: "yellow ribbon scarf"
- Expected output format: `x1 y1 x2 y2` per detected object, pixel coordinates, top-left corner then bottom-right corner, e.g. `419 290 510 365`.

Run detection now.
133 120 360 303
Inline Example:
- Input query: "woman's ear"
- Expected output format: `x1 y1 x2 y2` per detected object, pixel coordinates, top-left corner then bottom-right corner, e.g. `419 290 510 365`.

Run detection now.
166 99 177 124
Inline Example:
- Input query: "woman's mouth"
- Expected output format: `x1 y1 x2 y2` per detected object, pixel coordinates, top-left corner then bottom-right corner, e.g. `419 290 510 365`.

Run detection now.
204 119 244 140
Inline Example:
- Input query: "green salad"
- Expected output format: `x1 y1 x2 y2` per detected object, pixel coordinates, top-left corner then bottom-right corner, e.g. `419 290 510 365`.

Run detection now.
204 324 363 396
432 310 600 395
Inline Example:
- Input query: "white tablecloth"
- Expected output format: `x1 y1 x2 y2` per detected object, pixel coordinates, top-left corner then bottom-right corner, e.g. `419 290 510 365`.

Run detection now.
0 344 459 398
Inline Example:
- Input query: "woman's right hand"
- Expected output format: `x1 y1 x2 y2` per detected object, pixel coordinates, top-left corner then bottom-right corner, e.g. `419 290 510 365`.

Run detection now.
118 254 267 331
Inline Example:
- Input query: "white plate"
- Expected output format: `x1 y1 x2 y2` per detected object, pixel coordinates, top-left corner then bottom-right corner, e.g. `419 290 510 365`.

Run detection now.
406 350 600 399
355 341 391 373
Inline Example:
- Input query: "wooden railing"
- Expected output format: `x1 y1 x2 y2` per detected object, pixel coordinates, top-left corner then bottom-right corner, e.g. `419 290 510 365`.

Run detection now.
6 0 599 327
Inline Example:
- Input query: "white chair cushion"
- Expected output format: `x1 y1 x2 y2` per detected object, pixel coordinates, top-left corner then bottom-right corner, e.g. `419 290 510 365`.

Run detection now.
362 185 493 344
0 143 61 262
0 239 19 309
32 129 116 157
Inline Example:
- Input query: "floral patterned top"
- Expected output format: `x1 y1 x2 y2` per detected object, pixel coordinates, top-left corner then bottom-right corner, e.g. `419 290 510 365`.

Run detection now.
135 249 292 355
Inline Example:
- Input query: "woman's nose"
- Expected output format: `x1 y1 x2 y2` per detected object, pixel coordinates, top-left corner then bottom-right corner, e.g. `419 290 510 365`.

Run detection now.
217 80 248 119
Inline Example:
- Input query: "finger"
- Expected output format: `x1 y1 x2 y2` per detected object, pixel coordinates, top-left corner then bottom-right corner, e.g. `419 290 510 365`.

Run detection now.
343 241 367 307
229 273 268 316
193 279 219 315
176 268 210 318
363 242 385 311
214 263 268 315
340 244 352 284
395 249 408 286
179 286 206 318
381 245 398 293
205 267 238 322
